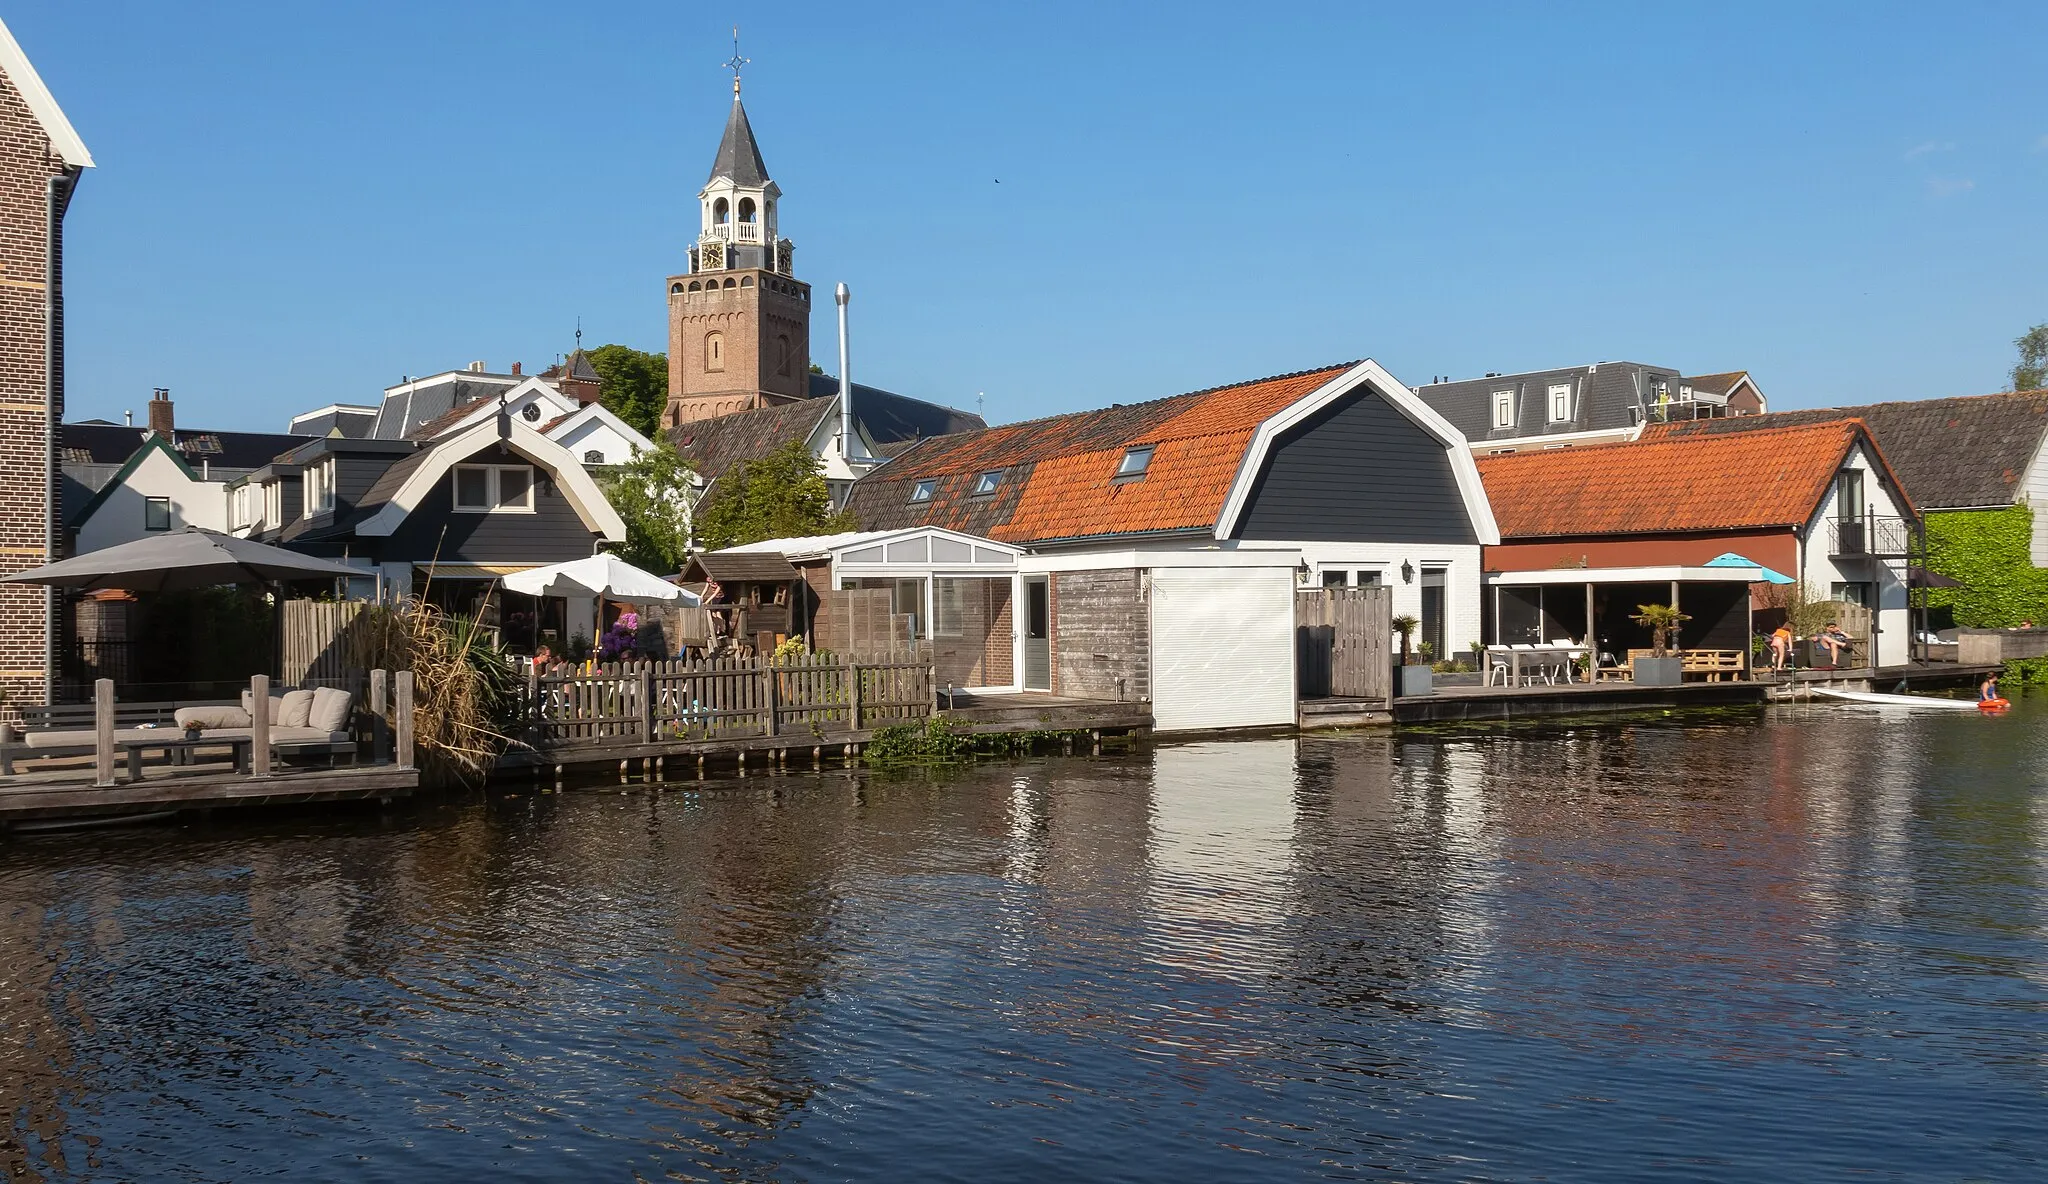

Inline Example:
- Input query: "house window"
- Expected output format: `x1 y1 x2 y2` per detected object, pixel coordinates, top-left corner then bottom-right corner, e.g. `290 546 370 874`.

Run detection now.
1547 384 1571 422
934 578 965 638
971 470 1003 496
144 496 171 531
583 449 604 465
1491 390 1514 429
264 482 281 529
1358 570 1383 586
1321 570 1348 588
909 478 937 503
1115 445 1155 479
453 464 535 513
303 460 335 517
1831 581 1872 608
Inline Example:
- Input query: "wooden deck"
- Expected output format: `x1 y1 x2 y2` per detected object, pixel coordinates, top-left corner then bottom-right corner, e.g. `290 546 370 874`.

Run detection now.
1384 679 1768 725
0 757 418 829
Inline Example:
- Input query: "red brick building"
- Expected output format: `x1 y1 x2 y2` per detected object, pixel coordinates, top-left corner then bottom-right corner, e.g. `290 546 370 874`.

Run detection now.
0 18 90 719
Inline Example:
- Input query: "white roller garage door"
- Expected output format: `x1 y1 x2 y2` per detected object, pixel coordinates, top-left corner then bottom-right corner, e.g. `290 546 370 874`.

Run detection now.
1149 567 1296 732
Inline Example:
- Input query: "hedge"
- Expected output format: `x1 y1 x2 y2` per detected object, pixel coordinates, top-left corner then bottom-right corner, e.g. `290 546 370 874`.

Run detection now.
1923 505 2048 628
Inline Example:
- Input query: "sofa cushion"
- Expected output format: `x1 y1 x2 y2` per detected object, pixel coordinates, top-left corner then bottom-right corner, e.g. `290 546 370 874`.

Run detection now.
174 705 252 731
278 689 316 729
308 687 353 734
270 727 354 744
240 690 284 723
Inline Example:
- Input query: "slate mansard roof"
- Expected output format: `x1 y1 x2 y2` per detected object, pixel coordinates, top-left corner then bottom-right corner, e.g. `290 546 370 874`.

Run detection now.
845 364 1361 545
806 373 986 443
1476 421 1910 540
1645 390 2048 511
1415 362 1682 442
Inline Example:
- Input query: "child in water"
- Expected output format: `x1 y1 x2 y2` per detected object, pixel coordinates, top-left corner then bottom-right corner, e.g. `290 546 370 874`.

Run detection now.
1981 671 2001 703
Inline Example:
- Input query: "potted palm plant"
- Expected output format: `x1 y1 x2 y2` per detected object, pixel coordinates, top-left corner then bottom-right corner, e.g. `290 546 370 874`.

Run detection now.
1392 614 1432 696
1629 603 1691 685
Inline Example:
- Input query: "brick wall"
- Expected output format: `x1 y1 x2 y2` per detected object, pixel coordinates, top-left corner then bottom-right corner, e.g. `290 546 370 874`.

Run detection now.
1050 569 1148 702
663 268 811 426
0 66 71 720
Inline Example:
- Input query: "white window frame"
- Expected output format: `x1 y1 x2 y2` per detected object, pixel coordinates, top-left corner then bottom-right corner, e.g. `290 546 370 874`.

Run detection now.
1546 384 1571 423
264 482 281 530
304 459 335 517
452 463 537 514
1491 390 1515 429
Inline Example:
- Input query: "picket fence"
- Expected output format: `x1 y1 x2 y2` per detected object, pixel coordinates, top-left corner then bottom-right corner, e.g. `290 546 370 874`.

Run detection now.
520 654 934 748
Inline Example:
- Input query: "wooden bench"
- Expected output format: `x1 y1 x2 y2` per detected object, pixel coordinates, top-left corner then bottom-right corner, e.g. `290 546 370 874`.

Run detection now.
1680 649 1745 681
1600 649 1747 682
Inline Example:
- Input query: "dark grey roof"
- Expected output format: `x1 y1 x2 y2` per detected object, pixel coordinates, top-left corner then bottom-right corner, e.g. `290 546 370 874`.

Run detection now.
806 373 985 444
368 372 525 440
289 405 377 439
288 446 435 542
669 399 834 488
708 97 770 187
1415 362 1680 445
1653 390 2048 511
60 422 308 473
686 551 801 583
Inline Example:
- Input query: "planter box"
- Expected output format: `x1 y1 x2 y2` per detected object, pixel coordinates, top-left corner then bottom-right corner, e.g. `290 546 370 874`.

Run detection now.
1398 664 1434 697
1633 656 1683 686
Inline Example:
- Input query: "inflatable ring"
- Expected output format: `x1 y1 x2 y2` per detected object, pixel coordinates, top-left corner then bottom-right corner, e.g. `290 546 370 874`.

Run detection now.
1978 697 2011 712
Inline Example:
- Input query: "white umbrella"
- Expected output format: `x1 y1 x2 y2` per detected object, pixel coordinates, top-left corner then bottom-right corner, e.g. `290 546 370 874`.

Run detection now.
502 554 696 606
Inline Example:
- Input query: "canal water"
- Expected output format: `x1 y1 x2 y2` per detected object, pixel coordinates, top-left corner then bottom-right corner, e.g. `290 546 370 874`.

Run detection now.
3 700 2045 1182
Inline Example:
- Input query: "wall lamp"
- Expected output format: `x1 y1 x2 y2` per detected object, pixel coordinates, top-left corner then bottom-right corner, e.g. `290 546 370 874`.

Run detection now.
1401 560 1415 584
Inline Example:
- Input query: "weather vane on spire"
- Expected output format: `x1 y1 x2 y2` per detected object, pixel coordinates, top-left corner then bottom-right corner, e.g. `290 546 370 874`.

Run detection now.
724 27 749 96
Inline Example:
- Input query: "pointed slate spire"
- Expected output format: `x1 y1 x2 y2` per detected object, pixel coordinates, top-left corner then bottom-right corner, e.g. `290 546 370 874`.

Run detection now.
707 96 770 188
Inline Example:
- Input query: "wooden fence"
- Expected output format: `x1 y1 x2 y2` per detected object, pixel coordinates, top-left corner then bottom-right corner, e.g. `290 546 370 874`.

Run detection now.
1295 586 1392 701
520 654 934 750
282 600 368 686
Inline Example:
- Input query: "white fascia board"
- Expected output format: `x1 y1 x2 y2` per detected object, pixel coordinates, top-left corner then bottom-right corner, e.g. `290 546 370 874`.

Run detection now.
1487 565 1761 585
1468 425 1635 451
0 18 91 168
426 378 577 439
381 370 524 398
1213 359 1501 546
546 401 653 455
288 403 378 429
1020 547 1302 574
355 418 625 541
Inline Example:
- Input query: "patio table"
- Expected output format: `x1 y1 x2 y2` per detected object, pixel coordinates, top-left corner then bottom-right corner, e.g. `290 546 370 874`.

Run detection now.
1486 644 1592 687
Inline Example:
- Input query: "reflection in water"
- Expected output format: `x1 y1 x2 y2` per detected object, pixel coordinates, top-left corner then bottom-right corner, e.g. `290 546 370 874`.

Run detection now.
3 702 2047 1182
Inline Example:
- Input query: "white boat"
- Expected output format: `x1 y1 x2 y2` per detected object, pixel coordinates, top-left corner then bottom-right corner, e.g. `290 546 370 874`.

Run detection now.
1808 688 1982 711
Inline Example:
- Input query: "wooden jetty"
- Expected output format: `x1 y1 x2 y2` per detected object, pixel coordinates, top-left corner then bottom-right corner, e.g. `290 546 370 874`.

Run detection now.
0 671 420 830
1387 679 1767 725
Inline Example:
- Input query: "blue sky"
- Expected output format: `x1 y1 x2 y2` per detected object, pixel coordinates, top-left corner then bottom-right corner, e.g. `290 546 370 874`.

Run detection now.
11 1 2047 430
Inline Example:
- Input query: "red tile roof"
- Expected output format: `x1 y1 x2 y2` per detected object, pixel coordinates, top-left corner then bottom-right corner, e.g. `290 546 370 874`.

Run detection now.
845 364 1354 544
1478 420 1903 539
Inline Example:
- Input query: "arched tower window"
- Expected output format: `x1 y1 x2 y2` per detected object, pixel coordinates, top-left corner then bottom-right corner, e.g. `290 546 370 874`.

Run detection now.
705 331 725 373
738 197 756 223
740 276 754 288
776 334 792 377
687 280 701 292
670 282 684 295
713 197 730 225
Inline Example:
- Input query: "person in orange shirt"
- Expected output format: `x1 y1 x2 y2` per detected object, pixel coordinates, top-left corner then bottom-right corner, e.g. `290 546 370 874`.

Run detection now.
1769 624 1794 672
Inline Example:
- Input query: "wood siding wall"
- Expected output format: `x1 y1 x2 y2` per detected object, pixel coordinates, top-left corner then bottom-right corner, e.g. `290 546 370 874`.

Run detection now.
383 444 600 564
1051 569 1148 702
1235 389 1478 544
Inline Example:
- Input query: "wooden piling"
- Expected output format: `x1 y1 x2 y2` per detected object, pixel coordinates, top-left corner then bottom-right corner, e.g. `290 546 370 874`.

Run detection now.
394 671 415 770
249 674 272 778
93 678 115 787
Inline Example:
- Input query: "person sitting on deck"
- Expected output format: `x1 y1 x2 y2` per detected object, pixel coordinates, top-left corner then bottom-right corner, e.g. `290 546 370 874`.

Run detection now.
1816 622 1852 669
1769 625 1794 672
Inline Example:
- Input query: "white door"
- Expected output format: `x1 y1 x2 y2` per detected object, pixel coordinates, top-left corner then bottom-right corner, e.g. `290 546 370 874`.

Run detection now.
1149 567 1296 732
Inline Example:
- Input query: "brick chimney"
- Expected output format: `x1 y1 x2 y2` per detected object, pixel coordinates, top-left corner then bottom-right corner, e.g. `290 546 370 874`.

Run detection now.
511 361 522 375
147 387 174 436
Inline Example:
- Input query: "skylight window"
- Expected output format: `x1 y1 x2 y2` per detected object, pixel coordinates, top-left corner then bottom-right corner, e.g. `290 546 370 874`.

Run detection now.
909 478 937 503
1115 446 1155 479
971 470 1003 496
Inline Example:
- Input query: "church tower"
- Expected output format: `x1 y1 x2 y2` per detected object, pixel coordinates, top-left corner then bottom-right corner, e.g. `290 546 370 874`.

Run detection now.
663 62 811 428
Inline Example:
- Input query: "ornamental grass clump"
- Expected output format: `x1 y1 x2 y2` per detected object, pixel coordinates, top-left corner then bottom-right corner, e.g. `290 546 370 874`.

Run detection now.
348 597 520 787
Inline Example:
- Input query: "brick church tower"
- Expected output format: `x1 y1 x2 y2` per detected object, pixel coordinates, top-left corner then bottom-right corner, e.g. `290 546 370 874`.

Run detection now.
0 19 89 718
663 71 810 428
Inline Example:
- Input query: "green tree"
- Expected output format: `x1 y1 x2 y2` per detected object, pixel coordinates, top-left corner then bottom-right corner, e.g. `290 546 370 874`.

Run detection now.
598 442 698 574
695 439 855 551
2015 324 2048 392
585 343 669 439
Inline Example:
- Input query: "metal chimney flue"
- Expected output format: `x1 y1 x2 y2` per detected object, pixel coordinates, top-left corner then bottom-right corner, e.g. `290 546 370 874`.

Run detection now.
835 283 854 466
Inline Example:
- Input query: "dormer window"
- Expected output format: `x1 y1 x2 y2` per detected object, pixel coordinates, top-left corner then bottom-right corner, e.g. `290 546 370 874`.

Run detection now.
1491 390 1514 429
909 478 937 503
1546 384 1571 423
971 470 1003 496
1115 445 1155 480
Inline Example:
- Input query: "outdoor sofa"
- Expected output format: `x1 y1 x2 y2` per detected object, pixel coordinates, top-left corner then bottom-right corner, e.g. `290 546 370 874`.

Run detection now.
1 687 357 775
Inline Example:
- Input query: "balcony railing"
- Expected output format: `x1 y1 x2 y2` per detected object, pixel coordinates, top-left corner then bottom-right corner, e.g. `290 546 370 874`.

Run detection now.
1829 515 1912 558
703 222 763 244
